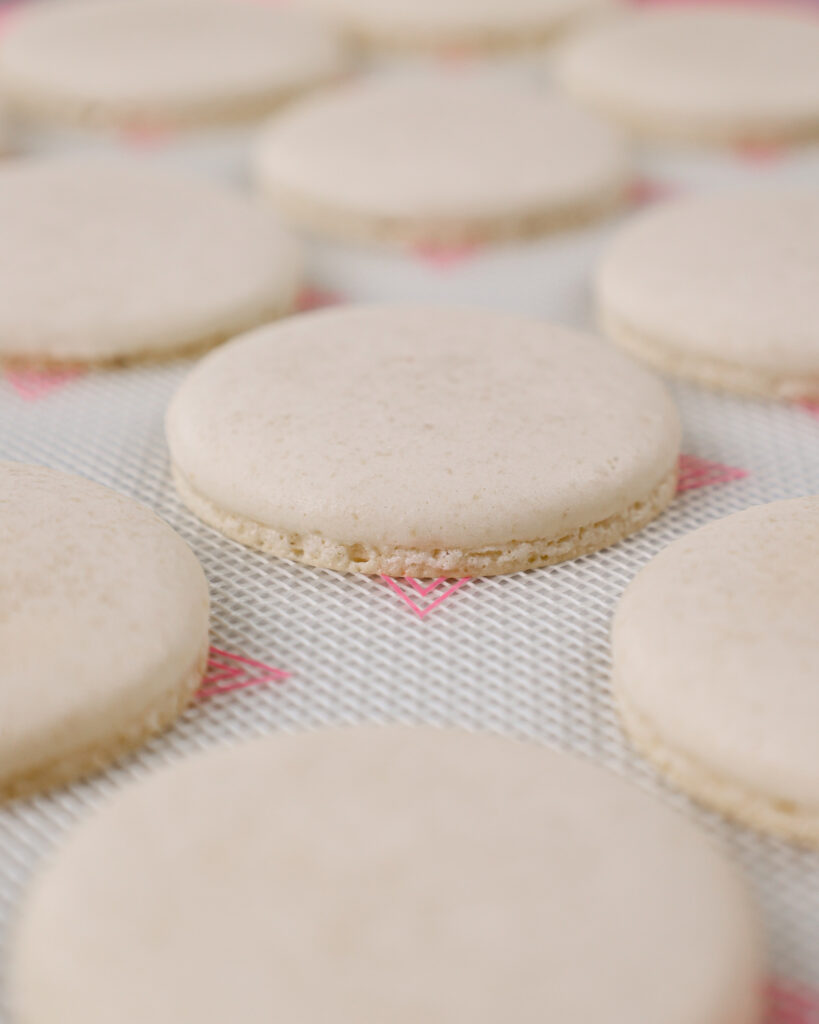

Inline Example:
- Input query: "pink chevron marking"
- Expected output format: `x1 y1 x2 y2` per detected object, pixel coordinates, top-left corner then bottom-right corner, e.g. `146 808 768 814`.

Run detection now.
381 575 471 618
799 400 819 420
5 368 83 401
628 178 678 206
413 242 481 269
405 576 450 597
677 454 749 492
122 125 173 149
439 45 474 64
0 1 25 33
766 979 819 1024
295 286 345 313
736 141 786 163
197 645 289 699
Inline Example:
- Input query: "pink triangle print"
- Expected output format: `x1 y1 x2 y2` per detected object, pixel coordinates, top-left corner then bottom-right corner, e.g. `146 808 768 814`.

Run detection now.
628 178 679 207
5 368 83 401
412 242 481 269
767 979 819 1024
197 646 290 699
295 285 345 313
736 140 787 163
380 575 471 619
122 124 174 150
677 454 749 492
0 1 25 34
799 400 819 421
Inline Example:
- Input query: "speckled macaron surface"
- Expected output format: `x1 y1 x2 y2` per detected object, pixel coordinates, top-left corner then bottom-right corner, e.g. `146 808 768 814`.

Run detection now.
613 497 819 845
253 73 631 244
596 189 819 398
0 0 350 129
9 726 762 1024
555 4 819 145
166 305 680 577
0 156 300 367
294 0 618 52
0 462 209 801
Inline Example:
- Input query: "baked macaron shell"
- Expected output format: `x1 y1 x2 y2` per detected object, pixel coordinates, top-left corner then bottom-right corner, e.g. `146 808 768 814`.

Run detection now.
166 305 680 576
9 727 763 1024
0 156 301 366
0 462 209 799
253 73 631 244
0 0 351 129
293 0 620 51
596 189 819 397
554 4 819 145
613 497 819 843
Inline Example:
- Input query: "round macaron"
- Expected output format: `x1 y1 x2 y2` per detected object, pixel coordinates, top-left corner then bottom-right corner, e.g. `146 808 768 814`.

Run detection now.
166 305 680 578
613 497 819 846
9 727 762 1024
0 156 300 367
253 73 631 245
596 189 819 399
0 0 350 131
554 4 819 146
293 0 619 53
0 461 209 801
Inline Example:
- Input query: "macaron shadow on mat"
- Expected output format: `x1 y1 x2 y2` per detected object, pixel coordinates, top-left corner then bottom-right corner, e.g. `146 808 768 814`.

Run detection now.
3 71 819 1013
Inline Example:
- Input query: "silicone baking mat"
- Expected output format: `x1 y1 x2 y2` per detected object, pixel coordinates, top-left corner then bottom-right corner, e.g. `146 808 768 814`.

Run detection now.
2 5 819 1019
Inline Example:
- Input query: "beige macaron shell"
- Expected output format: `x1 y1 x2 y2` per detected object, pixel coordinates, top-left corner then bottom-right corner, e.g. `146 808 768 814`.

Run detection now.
0 0 350 128
253 74 630 243
555 5 819 144
0 462 209 799
166 306 680 576
9 727 762 1024
295 0 618 49
596 190 819 397
613 498 819 839
0 157 300 366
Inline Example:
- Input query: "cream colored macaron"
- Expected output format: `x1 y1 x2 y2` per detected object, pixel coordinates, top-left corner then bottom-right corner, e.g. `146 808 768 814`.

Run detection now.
0 462 209 801
253 73 631 245
293 0 618 53
596 189 819 399
0 0 350 130
613 497 819 846
0 156 300 367
554 4 819 146
9 726 762 1024
166 305 680 578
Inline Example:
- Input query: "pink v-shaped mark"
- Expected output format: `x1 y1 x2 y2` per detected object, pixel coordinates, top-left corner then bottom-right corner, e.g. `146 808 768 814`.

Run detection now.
766 979 819 1024
197 646 290 699
5 368 83 401
380 576 471 618
677 454 749 492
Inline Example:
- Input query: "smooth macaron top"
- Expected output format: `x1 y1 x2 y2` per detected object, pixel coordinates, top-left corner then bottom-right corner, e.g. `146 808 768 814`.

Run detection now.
0 0 350 128
597 189 819 386
613 497 819 813
167 305 679 553
294 0 619 50
555 4 819 144
0 461 209 794
10 726 762 1024
254 73 630 242
0 156 300 365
